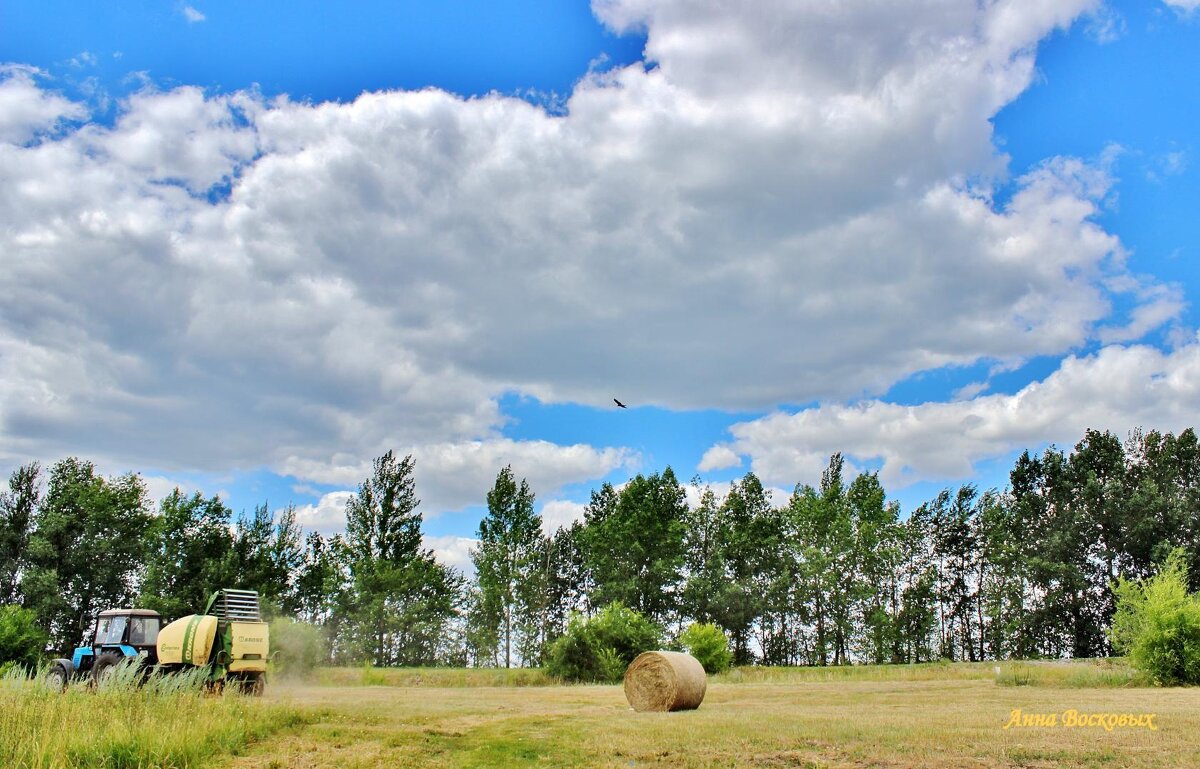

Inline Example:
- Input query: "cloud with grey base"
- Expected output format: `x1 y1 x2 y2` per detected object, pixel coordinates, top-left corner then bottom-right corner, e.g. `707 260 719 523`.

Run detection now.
706 337 1200 491
0 0 1185 506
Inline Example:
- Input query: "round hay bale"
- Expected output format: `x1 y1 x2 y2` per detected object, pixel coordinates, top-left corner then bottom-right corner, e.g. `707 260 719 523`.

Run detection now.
623 651 707 712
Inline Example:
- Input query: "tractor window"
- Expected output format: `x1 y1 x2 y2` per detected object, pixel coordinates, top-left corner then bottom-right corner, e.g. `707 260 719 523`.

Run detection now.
93 617 109 645
95 615 127 645
128 616 160 646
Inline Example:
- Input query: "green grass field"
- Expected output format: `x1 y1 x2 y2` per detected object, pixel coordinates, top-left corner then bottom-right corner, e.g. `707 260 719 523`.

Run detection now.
1 664 306 769
7 661 1197 768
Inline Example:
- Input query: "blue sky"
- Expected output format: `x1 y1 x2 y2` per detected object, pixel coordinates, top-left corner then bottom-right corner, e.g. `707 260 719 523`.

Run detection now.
2 1 1198 567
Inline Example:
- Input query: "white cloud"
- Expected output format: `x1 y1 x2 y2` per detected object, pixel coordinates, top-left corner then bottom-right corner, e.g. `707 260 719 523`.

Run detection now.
279 439 633 516
182 5 206 23
708 337 1200 491
0 66 87 143
139 474 202 504
292 490 354 535
1163 0 1200 11
697 445 741 472
681 479 791 510
539 499 587 533
289 493 479 574
425 534 479 576
0 0 1180 492
69 52 98 69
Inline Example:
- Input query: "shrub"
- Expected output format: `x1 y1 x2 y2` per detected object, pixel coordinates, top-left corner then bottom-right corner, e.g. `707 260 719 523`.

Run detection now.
678 622 732 674
1109 549 1200 686
0 605 46 672
544 602 661 683
269 617 327 678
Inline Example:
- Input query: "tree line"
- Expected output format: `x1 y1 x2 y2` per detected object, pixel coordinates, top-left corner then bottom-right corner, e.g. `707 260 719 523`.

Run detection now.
1 427 1197 667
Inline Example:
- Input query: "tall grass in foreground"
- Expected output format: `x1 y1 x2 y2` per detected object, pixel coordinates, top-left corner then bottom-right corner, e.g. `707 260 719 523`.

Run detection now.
0 661 306 769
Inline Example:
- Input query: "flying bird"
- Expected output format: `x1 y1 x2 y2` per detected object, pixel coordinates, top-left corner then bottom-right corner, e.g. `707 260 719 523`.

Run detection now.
613 398 627 409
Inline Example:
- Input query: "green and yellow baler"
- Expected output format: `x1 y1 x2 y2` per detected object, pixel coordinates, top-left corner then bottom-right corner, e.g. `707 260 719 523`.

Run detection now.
156 588 270 694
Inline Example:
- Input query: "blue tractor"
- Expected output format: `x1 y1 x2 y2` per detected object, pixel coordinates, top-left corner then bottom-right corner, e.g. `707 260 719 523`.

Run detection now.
47 608 163 689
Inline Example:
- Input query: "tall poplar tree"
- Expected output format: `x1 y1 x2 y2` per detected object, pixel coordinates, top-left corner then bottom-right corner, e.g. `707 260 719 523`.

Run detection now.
470 466 545 667
341 451 460 665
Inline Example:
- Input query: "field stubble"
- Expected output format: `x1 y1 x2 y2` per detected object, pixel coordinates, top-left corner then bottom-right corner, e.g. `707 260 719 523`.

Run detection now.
232 662 1200 769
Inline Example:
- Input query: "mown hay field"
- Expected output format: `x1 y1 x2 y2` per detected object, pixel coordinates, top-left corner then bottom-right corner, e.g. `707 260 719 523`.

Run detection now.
231 661 1200 769
6 661 1197 768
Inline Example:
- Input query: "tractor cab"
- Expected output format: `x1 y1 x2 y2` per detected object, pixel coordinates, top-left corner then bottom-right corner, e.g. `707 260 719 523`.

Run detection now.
68 608 162 679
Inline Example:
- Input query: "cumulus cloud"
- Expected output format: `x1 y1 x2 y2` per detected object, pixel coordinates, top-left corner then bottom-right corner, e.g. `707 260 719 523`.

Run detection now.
681 479 792 510
280 439 633 516
290 492 478 574
0 66 87 143
0 0 1179 503
539 499 587 533
697 445 741 472
291 490 354 534
424 534 479 575
707 337 1200 491
182 5 206 23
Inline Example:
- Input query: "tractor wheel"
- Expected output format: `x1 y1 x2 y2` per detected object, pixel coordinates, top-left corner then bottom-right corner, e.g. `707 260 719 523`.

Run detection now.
46 663 70 692
90 653 124 688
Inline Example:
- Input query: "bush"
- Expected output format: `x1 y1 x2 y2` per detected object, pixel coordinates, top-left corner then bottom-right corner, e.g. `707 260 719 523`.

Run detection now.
678 622 732 674
1109 549 1200 686
269 617 328 678
0 605 46 672
544 602 661 683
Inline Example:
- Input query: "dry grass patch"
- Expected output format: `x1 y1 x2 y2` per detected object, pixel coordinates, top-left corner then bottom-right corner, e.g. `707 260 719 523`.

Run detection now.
314 666 555 688
233 669 1200 768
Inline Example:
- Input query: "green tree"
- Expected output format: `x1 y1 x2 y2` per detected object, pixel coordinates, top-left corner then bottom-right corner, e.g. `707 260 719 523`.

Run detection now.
847 472 901 665
230 502 305 615
1110 549 1200 685
582 469 687 625
711 473 776 665
681 483 725 626
295 531 345 627
892 506 938 663
1123 428 1200 587
0 604 47 671
0 463 40 604
139 489 235 619
930 486 981 661
470 466 545 667
790 455 856 665
543 521 591 641
23 458 154 652
341 451 461 666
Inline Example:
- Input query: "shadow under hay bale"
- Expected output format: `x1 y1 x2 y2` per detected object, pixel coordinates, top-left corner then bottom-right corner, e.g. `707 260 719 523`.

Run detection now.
623 651 706 712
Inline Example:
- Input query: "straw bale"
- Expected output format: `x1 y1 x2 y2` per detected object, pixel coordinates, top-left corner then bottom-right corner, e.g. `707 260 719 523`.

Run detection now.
623 650 707 712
